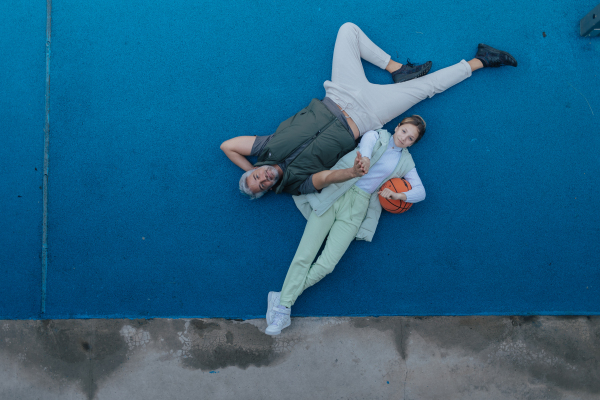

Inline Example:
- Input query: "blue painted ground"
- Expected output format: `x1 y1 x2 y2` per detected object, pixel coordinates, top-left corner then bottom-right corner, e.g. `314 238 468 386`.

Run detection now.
0 2 45 318
1 0 599 319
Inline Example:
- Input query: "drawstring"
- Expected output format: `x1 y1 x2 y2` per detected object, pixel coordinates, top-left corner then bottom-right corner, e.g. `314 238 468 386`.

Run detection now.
350 192 356 221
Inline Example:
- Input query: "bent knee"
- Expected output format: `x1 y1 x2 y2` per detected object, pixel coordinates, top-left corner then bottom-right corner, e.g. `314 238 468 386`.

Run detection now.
314 263 336 278
305 265 336 288
338 22 359 35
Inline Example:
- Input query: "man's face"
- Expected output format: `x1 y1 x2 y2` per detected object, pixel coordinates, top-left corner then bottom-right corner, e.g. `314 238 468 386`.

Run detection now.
246 165 280 194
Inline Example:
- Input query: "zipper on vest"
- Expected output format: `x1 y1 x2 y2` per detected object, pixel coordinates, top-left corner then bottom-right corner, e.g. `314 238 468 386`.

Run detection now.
282 118 336 163
297 118 336 159
275 119 339 194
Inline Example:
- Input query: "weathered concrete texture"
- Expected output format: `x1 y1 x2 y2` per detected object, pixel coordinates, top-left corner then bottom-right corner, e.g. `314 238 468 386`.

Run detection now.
0 316 599 400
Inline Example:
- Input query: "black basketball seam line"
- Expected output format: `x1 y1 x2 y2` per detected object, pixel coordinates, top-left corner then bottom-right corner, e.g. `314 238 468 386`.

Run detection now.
383 198 401 211
385 199 402 211
382 196 401 210
390 178 411 193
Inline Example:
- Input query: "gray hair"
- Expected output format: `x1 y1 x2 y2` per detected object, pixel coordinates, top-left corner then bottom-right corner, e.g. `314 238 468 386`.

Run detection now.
239 169 267 200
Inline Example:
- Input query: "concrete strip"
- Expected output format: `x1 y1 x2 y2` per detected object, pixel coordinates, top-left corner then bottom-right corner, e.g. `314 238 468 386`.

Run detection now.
1 316 598 400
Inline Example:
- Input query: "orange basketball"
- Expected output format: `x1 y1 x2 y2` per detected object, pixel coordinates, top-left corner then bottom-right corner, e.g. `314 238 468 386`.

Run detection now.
378 178 413 214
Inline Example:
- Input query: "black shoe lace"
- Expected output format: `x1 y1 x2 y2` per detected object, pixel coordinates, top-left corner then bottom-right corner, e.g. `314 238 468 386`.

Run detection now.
405 58 415 68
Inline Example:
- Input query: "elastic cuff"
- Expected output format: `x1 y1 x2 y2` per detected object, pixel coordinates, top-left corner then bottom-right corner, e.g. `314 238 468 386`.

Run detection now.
460 59 473 78
380 53 392 70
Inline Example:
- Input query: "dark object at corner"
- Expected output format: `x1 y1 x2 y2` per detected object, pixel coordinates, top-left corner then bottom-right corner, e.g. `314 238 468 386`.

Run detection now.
580 4 600 37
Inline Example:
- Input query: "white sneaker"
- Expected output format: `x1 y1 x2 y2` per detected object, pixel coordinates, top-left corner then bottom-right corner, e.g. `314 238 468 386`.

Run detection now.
266 291 281 325
265 305 291 336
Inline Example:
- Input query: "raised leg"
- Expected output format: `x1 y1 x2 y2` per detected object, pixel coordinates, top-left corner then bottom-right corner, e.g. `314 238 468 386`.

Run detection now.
330 22 392 87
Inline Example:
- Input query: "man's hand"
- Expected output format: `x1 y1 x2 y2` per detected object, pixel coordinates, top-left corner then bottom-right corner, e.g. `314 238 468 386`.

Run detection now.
313 151 369 191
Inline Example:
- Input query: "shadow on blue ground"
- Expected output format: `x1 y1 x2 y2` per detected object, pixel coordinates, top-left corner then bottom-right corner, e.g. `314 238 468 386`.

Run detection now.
1 0 599 319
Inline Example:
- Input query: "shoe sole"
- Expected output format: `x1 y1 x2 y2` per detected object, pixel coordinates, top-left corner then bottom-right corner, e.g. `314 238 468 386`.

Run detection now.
394 62 433 84
266 292 278 325
477 44 518 67
265 319 291 336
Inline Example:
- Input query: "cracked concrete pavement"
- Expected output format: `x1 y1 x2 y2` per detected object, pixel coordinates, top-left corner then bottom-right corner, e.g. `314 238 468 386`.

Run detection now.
1 316 599 399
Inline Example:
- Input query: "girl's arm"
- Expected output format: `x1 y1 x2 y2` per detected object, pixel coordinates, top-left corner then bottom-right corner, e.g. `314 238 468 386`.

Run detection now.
357 130 379 173
379 168 426 203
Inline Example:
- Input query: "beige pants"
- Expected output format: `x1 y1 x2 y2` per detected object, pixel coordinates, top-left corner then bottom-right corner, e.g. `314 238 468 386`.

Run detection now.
324 22 472 135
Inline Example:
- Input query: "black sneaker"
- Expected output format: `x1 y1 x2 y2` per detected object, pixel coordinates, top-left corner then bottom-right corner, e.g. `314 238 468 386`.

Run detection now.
475 44 517 68
392 59 433 83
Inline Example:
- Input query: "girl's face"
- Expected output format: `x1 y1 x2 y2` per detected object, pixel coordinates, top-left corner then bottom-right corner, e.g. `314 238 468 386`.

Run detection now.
393 124 419 148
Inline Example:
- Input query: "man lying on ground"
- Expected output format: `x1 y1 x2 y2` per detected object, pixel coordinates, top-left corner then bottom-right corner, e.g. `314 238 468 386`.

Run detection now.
220 22 517 199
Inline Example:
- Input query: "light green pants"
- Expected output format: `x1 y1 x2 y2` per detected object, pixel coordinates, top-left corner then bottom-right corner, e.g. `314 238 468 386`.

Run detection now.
280 186 371 307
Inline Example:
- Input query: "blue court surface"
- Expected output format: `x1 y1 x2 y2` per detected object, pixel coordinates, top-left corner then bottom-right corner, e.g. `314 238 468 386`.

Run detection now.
1 0 599 319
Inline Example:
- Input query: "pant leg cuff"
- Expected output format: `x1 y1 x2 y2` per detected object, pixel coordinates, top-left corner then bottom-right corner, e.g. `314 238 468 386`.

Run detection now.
460 59 472 78
379 53 392 70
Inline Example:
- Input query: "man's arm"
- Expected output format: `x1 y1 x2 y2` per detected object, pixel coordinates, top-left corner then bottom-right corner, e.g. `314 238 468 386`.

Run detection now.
220 136 257 171
312 151 366 191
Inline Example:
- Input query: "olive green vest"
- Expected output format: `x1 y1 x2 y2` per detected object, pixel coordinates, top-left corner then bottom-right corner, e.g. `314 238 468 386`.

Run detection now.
254 98 356 195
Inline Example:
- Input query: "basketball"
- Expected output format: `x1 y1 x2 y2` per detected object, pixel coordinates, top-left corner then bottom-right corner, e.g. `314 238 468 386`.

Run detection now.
378 178 413 214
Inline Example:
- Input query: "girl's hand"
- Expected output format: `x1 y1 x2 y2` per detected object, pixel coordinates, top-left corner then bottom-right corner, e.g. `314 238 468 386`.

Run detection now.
378 188 395 200
352 151 366 177
360 157 370 174
378 188 407 201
